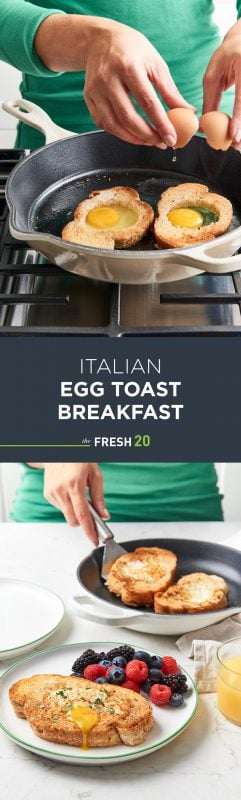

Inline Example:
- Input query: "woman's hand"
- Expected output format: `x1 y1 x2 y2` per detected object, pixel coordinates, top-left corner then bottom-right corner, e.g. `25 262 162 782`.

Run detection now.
42 462 109 544
203 19 241 150
83 20 192 147
35 15 192 147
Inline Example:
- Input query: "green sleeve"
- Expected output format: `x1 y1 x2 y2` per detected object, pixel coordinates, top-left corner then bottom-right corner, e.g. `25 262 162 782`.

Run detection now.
237 2 241 18
0 0 65 76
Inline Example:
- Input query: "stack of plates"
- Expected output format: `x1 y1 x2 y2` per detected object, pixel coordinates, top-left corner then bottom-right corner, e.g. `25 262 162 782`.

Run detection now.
0 578 65 660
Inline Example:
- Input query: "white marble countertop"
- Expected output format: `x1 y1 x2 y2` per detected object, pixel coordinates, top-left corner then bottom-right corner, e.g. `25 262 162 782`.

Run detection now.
1 520 241 800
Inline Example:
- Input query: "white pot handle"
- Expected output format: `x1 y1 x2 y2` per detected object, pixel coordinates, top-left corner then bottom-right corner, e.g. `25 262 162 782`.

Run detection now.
69 594 143 626
175 229 241 274
1 99 77 144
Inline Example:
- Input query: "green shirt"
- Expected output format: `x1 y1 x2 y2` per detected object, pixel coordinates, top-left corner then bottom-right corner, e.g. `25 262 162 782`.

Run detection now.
11 463 223 522
0 1 240 148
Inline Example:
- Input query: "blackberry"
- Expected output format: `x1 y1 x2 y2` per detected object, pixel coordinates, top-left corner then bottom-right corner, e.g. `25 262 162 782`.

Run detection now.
106 645 135 663
72 649 106 673
164 673 188 694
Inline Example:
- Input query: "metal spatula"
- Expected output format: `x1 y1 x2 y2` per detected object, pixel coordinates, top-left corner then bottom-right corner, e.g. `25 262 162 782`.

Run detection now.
88 503 127 578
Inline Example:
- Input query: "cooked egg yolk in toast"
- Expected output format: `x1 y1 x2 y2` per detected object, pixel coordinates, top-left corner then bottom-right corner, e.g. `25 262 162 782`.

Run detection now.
70 705 99 749
168 208 203 228
87 205 138 230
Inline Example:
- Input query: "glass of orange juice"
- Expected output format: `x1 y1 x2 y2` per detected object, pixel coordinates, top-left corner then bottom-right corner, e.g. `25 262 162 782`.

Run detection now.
217 637 241 725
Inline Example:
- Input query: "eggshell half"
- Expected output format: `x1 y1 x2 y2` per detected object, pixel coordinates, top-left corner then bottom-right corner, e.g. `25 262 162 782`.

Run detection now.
200 111 232 151
167 108 199 148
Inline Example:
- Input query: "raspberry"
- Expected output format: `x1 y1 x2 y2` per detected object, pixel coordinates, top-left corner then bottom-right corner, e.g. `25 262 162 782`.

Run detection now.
125 660 149 684
162 656 179 675
149 684 172 706
83 664 106 680
122 680 140 693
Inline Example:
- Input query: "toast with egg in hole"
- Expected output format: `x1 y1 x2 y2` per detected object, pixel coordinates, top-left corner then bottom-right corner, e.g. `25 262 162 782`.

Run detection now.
9 674 153 748
106 547 177 607
61 187 154 249
153 182 232 248
154 572 229 614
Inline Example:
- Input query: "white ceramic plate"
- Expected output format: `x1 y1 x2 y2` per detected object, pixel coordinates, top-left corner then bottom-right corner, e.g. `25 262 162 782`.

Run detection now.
0 641 198 765
0 578 65 659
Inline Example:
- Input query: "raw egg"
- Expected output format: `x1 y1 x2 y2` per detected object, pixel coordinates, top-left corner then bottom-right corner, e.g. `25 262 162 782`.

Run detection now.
168 207 203 229
166 108 199 148
70 705 98 750
87 205 138 230
199 111 232 151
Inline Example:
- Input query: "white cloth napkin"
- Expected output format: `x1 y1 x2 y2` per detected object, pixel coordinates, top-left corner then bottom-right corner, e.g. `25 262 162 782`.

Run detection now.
176 530 241 692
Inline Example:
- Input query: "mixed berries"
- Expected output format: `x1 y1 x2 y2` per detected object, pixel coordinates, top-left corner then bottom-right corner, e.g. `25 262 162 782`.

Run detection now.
71 646 189 709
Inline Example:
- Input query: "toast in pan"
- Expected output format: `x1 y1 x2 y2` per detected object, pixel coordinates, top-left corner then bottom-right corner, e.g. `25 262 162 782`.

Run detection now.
106 547 177 607
9 674 153 748
153 183 232 248
61 186 154 249
154 572 229 614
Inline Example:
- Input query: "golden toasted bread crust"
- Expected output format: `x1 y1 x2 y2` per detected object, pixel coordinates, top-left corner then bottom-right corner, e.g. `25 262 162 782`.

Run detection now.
61 186 154 249
9 674 153 748
154 572 229 614
106 547 177 607
153 182 232 248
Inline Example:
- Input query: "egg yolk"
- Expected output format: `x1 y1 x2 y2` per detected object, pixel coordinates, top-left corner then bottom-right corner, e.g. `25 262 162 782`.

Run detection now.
87 205 137 230
70 705 99 750
168 208 203 229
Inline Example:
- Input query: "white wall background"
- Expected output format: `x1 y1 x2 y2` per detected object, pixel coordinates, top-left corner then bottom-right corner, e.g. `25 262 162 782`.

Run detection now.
0 0 238 146
0 463 241 522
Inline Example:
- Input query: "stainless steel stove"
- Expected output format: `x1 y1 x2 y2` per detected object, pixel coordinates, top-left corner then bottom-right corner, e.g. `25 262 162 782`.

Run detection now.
1 149 241 335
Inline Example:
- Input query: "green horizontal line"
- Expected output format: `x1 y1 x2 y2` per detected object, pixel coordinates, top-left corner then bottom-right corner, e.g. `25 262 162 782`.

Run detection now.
0 444 92 447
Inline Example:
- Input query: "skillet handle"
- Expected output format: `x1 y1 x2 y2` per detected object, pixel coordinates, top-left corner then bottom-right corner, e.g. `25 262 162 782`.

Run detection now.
1 99 77 144
174 231 241 274
70 595 143 626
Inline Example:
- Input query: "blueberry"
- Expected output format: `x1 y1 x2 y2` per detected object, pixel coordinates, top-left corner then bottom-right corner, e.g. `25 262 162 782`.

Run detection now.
107 667 126 685
149 655 163 669
169 692 184 707
71 671 83 677
99 659 112 668
141 679 154 694
149 668 165 682
112 656 127 668
95 677 107 684
132 650 151 665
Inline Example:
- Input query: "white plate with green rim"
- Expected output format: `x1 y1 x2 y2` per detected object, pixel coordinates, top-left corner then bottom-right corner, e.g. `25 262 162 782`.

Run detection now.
0 578 65 660
0 641 198 765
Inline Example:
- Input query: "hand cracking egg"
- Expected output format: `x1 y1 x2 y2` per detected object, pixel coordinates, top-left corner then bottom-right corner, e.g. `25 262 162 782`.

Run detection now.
199 111 233 151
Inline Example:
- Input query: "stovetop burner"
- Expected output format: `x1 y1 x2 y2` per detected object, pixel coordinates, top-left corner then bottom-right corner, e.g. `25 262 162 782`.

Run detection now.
1 149 241 335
